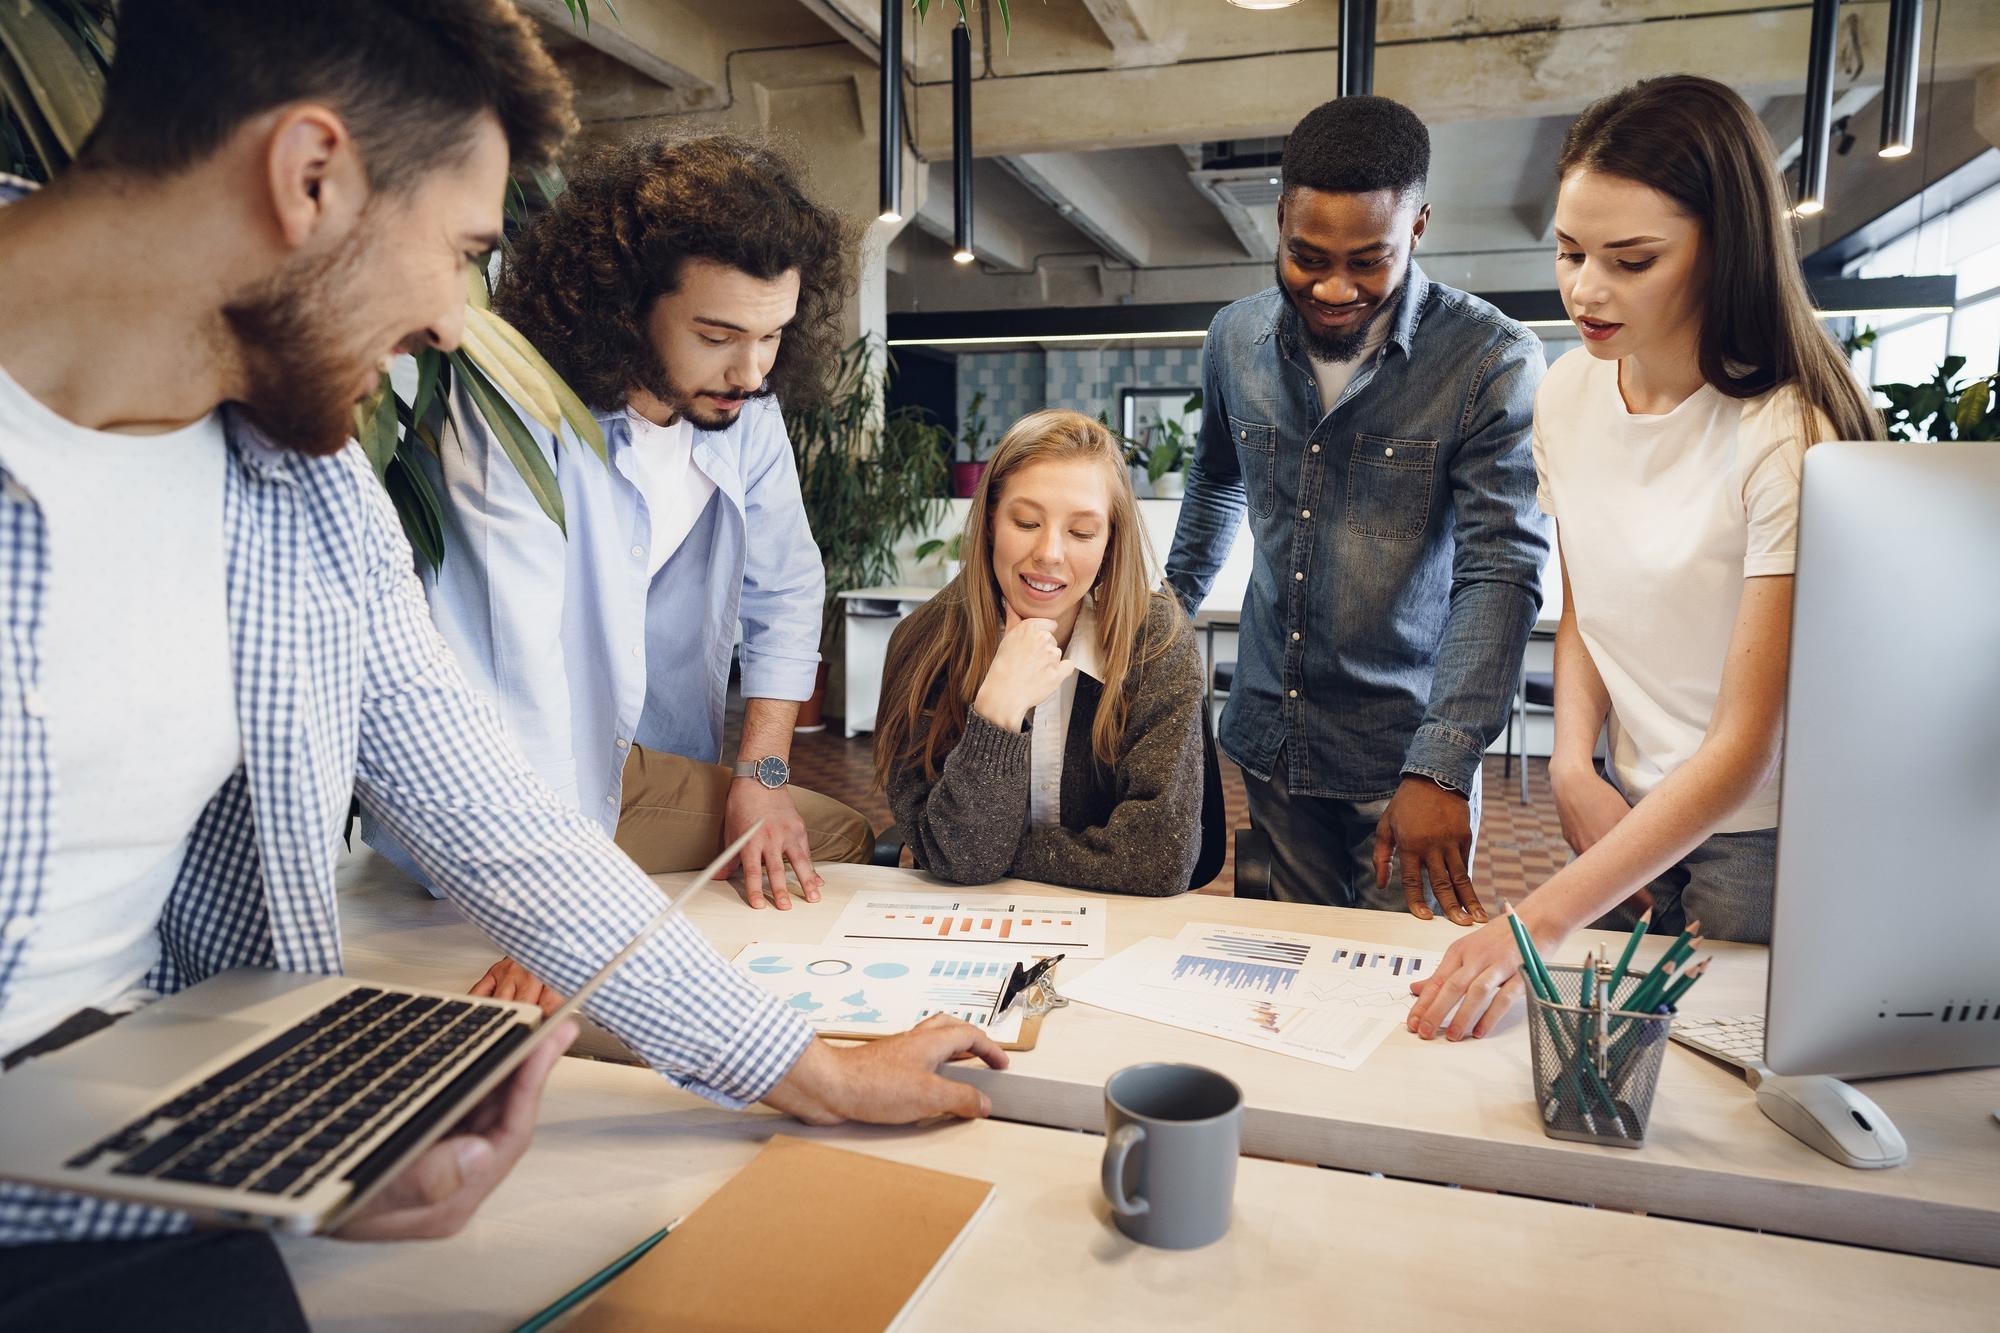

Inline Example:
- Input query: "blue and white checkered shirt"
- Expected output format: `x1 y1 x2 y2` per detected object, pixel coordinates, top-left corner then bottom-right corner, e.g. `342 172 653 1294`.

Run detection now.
0 396 813 1245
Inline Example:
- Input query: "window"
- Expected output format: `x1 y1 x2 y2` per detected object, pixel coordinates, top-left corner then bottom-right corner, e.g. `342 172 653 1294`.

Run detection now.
1847 171 2000 396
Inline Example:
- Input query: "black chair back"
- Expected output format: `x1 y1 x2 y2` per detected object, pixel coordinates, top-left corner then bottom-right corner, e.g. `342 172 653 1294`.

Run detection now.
1187 702 1227 891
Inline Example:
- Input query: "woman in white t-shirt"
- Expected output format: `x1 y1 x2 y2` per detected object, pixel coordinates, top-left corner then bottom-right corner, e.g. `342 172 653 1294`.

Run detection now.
1407 74 1881 1041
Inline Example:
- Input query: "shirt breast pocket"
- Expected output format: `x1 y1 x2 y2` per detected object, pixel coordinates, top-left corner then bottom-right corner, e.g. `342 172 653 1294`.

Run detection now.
1346 434 1437 541
1229 416 1278 521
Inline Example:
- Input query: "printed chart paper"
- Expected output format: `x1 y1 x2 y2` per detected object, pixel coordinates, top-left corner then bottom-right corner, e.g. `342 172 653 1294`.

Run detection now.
1062 923 1440 1071
733 941 1030 1043
825 891 1107 958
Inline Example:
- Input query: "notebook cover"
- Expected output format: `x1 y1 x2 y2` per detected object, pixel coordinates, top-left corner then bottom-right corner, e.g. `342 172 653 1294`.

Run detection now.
567 1135 995 1333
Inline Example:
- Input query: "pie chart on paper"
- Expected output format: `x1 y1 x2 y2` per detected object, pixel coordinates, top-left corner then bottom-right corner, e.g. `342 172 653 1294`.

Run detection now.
747 956 792 974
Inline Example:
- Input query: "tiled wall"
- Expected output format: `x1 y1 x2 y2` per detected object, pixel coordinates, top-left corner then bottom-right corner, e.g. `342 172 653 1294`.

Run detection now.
954 347 1205 455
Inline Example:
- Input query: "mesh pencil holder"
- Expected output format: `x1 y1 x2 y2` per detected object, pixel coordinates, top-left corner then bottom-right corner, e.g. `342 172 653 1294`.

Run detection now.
1527 965 1673 1148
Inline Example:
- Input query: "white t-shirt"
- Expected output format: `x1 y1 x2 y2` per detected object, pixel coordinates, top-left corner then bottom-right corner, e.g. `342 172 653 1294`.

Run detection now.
1531 349 1812 833
624 409 716 577
1308 313 1392 416
1028 600 1105 827
0 365 241 1054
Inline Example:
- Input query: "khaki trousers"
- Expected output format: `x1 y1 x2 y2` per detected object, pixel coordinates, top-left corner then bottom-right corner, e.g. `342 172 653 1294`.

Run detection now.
612 745 873 873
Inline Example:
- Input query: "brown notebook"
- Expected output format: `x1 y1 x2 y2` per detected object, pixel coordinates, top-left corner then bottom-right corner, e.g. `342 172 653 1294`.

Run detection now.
567 1135 995 1333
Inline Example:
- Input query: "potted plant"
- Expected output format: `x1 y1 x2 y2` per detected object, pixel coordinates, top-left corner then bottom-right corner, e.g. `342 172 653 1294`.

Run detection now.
951 390 994 498
913 532 963 584
1145 408 1195 498
1873 353 1999 442
788 340 950 727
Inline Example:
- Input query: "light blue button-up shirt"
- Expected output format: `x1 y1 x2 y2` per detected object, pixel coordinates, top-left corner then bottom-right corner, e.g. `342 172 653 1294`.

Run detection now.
365 383 824 880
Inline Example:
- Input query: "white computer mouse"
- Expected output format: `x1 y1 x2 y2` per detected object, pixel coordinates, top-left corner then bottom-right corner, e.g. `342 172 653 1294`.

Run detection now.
1753 1073 1908 1169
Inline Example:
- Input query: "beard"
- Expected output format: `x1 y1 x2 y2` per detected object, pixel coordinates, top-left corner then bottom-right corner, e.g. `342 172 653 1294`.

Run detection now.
221 223 384 458
1277 257 1395 364
652 369 770 432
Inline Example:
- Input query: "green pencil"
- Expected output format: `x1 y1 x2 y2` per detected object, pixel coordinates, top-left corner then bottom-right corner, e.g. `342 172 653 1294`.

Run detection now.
1658 958 1710 1011
1606 910 1651 1002
512 1218 680 1333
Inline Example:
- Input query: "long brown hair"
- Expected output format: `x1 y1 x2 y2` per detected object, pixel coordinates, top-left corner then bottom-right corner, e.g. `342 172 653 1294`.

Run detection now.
1557 75 1881 443
873 410 1181 788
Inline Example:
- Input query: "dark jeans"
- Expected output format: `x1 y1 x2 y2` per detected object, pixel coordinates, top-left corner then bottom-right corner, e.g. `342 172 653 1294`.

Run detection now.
0 1230 307 1332
1592 827 1778 946
1240 747 1482 911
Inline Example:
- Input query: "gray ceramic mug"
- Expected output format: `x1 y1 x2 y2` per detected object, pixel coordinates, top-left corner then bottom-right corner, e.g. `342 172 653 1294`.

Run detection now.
1101 1062 1243 1249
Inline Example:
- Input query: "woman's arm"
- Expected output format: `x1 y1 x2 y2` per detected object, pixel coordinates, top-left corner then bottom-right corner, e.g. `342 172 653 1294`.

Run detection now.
885 707 1034 885
1406 574 1793 1040
1546 545 1633 857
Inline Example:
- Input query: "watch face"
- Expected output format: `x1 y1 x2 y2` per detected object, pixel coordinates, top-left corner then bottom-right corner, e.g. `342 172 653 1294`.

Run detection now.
756 755 790 788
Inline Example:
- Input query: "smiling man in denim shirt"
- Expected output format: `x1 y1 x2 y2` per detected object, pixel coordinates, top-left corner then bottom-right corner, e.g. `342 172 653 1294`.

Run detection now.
1167 97 1549 923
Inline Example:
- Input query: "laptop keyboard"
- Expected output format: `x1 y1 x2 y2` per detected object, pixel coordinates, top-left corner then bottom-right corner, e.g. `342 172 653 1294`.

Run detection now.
63 987 524 1198
1671 1013 1768 1074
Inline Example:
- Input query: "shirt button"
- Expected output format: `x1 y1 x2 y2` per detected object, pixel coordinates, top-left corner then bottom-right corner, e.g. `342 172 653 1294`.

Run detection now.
1288 689 1299 699
630 644 643 659
1 916 32 942
1294 571 1304 582
1300 508 1311 519
1384 447 1395 458
1311 443 1321 453
21 689 46 718
1239 430 1248 440
1292 631 1302 641
616 737 630 750
605 794 617 805
631 545 645 559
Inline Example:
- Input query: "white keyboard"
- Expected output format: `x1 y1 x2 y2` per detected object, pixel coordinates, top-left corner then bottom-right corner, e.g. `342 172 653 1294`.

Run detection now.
1670 1013 1768 1076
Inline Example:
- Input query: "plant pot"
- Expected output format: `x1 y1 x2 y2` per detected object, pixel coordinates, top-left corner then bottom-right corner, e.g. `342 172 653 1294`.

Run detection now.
1128 463 1151 498
1151 470 1187 499
794 663 830 734
951 461 988 498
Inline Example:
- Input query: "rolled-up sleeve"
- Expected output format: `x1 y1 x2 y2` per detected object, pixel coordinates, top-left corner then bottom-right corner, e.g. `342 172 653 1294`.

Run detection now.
735 402 824 702
347 452 811 1107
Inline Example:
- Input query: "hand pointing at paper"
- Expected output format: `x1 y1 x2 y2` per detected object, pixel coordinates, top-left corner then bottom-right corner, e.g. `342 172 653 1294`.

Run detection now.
763 1015 1010 1125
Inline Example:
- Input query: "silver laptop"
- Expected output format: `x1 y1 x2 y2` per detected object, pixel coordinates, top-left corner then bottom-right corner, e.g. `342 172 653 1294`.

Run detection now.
0 823 757 1234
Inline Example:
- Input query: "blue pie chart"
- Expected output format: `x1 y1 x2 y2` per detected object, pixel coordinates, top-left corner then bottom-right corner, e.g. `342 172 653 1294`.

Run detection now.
747 956 792 974
862 962 910 979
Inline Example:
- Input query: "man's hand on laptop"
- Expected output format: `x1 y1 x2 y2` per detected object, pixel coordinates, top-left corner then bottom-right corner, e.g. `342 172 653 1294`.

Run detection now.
762 1014 1010 1125
334 1020 578 1241
470 957 565 1016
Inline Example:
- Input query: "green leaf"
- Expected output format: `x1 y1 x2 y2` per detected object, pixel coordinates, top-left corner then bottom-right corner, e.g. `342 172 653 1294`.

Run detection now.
410 349 444 439
451 350 567 535
384 450 446 572
352 377 399 481
1954 379 1991 436
471 306 608 465
1940 355 1967 383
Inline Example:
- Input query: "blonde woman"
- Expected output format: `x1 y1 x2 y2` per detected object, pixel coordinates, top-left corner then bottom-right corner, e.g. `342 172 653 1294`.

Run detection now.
875 410 1205 895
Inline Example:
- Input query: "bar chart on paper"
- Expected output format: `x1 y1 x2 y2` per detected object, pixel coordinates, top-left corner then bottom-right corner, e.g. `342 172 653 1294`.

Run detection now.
827 892 1107 957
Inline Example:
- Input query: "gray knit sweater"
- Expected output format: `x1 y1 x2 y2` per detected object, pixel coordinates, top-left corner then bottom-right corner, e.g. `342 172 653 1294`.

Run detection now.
883 593 1205 896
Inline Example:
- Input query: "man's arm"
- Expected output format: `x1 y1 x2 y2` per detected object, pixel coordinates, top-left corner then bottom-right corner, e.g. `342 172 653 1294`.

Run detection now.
727 404 830 908
1378 331 1550 926
344 448 1005 1118
1164 318 1245 615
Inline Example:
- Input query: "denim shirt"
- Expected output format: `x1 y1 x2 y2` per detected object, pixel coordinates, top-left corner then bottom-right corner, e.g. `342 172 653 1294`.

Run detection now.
1166 267 1548 800
363 385 823 885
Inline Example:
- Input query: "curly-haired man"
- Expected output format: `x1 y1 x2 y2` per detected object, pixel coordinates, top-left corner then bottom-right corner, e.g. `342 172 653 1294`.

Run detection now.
363 132 874 1007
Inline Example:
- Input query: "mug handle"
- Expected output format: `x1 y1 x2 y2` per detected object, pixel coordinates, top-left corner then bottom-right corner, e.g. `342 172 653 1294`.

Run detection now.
1101 1123 1150 1218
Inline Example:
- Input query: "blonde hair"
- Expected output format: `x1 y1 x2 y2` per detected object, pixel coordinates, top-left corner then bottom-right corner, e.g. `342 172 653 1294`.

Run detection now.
874 409 1182 788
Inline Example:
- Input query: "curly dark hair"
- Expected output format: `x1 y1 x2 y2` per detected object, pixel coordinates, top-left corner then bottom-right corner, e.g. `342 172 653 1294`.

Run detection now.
1281 96 1430 202
494 131 855 414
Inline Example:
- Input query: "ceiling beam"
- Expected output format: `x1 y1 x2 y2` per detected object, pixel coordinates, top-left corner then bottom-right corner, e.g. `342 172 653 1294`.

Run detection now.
912 164 1035 272
911 3 2000 158
1078 0 1159 48
793 0 882 60
998 153 1153 268
516 0 721 101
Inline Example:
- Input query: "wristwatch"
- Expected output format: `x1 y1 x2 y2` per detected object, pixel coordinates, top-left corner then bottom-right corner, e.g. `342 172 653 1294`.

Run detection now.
733 755 791 790
1409 771 1464 796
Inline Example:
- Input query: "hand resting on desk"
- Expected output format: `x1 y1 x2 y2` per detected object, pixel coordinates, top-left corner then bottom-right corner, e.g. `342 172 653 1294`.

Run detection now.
763 1014 1010 1124
1405 917 1539 1041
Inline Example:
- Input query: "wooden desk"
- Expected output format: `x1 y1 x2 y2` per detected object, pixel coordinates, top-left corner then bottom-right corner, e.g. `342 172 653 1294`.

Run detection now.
278 1057 2000 1331
336 855 2000 1266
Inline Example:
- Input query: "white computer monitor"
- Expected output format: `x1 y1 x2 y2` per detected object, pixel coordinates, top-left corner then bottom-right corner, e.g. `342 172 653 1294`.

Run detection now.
1765 441 2000 1079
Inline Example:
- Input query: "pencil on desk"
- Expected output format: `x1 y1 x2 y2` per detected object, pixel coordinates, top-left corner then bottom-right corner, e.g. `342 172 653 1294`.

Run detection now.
1658 959 1710 1011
